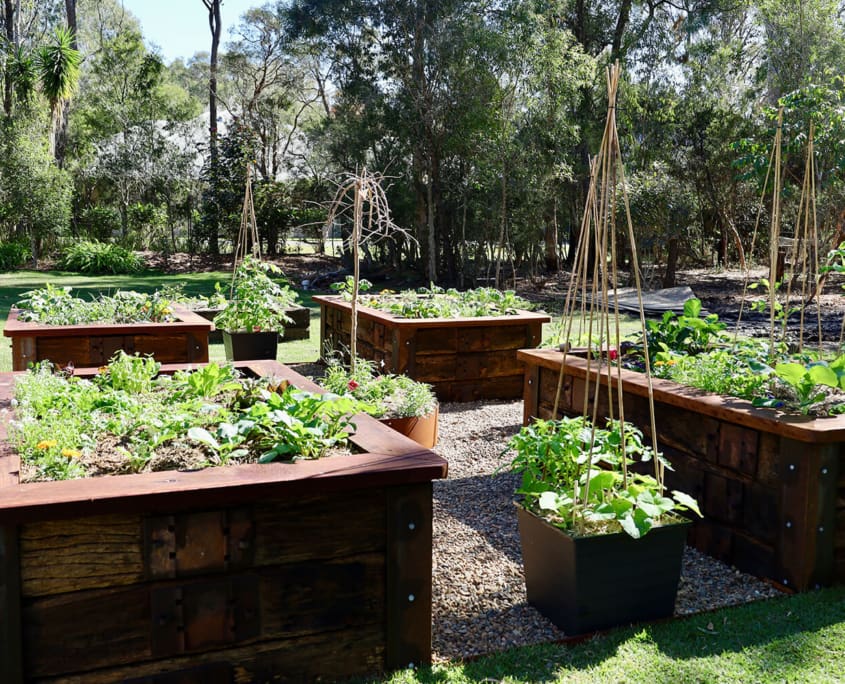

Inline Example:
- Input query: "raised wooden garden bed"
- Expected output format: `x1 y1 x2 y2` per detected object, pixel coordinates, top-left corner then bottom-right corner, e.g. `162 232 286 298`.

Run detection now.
519 348 845 591
3 305 212 371
193 305 311 344
0 360 447 682
316 295 549 402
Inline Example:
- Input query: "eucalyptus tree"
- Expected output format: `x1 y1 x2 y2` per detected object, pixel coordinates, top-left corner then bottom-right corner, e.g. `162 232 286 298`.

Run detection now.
201 0 222 254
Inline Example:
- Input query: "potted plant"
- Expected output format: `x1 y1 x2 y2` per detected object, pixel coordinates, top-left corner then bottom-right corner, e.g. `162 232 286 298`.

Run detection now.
505 416 702 635
213 256 300 361
321 358 439 448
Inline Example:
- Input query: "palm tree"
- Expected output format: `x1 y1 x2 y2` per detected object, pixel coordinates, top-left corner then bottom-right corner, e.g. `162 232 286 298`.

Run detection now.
36 26 81 160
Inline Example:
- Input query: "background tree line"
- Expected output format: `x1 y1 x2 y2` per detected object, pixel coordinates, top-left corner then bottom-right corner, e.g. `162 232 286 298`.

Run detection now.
0 0 844 286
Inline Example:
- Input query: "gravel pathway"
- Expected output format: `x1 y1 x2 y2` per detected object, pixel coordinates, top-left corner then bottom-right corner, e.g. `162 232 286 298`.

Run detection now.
431 399 785 661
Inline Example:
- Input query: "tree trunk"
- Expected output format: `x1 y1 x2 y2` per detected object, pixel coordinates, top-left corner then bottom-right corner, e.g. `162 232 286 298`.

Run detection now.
54 0 77 168
3 0 16 116
663 236 679 288
203 0 222 255
544 198 559 272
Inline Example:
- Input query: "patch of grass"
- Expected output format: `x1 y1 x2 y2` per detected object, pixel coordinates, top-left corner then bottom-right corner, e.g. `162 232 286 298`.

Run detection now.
367 587 845 683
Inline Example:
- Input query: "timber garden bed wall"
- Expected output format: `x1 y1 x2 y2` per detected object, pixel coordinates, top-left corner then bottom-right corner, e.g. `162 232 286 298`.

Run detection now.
0 360 447 683
3 305 213 370
519 348 845 592
316 295 549 402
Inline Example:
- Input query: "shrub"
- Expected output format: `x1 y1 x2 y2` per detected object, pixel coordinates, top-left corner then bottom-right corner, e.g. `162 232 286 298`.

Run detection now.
60 240 143 274
0 240 31 270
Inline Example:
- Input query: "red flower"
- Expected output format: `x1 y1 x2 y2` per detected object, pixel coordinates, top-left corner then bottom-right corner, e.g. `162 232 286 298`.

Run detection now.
347 379 359 391
608 348 618 361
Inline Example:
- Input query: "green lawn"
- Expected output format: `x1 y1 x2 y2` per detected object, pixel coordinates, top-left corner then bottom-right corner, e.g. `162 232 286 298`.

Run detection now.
368 586 845 683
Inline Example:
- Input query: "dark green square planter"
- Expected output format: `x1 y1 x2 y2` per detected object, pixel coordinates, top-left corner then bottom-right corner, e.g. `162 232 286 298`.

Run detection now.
516 505 689 635
222 331 278 361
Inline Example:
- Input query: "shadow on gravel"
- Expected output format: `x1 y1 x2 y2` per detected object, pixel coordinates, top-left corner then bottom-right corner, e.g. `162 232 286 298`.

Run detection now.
433 471 523 564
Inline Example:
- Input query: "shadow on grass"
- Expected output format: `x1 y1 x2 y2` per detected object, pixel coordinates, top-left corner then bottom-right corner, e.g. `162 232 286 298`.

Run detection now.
362 587 845 683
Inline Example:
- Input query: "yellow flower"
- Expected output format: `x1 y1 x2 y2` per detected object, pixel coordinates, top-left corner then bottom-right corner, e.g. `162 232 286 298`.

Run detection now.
61 448 82 459
36 439 58 450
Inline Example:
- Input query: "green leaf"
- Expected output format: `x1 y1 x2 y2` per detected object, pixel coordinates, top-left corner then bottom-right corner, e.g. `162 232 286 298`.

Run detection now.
775 363 808 387
683 298 702 318
187 426 219 450
673 490 703 517
619 513 642 539
808 364 838 388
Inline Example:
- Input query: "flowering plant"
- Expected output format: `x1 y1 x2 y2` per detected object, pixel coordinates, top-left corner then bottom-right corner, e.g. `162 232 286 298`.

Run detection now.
322 359 436 419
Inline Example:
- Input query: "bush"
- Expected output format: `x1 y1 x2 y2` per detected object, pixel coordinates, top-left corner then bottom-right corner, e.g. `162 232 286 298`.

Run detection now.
59 240 143 274
0 240 31 270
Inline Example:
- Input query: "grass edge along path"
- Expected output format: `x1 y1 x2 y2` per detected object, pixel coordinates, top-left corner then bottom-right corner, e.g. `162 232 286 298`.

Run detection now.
368 586 845 683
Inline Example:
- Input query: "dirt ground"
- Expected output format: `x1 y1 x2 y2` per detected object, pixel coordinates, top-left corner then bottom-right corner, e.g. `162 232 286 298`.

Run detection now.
522 265 845 346
133 252 845 345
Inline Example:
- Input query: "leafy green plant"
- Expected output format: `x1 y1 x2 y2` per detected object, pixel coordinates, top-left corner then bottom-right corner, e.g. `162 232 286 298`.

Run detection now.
59 240 143 274
748 278 800 322
213 257 299 332
0 240 31 270
10 352 366 482
355 285 534 319
321 358 437 419
631 298 725 359
15 284 176 325
505 416 701 539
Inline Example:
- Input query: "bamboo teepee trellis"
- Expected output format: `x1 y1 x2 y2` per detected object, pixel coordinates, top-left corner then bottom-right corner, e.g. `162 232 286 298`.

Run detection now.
552 62 664 507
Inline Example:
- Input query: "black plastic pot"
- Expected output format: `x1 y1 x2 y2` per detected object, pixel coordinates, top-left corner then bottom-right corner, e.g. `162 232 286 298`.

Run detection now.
516 505 689 635
222 330 278 361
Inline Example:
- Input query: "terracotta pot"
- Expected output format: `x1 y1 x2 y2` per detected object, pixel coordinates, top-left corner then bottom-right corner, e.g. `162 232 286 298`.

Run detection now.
517 504 689 635
379 405 439 448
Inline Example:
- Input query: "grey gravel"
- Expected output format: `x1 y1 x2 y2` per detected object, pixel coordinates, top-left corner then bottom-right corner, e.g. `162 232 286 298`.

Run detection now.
431 399 785 661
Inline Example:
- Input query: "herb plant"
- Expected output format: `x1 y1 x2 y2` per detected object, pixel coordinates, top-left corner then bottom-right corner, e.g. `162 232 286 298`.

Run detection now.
15 284 176 325
347 284 533 319
506 417 702 539
213 257 299 333
10 352 365 482
321 358 437 419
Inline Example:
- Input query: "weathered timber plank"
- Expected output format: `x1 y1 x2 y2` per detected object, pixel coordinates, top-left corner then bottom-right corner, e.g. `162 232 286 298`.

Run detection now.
34 337 92 367
0 524 23 684
38 624 385 684
24 553 385 678
20 514 143 596
254 490 386 565
386 483 433 670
